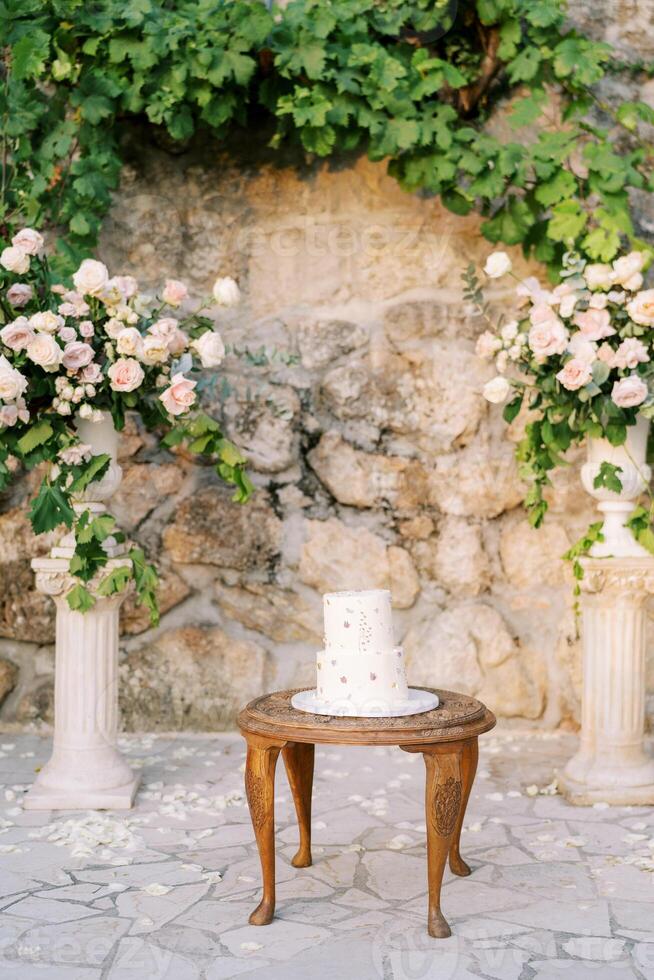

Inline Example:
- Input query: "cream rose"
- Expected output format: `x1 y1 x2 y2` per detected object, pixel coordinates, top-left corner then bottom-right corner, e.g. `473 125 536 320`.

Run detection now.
567 335 596 364
116 327 144 358
528 320 569 358
26 333 63 372
160 373 197 416
572 308 615 341
111 275 138 300
482 376 511 403
141 334 169 365
475 331 502 358
0 356 27 402
613 251 646 291
627 290 654 326
1 317 34 351
192 330 225 368
1 246 29 274
30 311 64 334
212 276 241 306
6 283 33 308
73 259 110 297
62 341 94 371
584 263 614 291
11 228 44 256
613 338 649 370
81 362 103 384
162 279 188 307
556 358 593 391
611 375 648 408
108 357 145 392
483 252 512 279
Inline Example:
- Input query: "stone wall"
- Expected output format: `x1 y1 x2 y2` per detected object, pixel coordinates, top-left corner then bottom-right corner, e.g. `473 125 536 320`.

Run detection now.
1 4 654 732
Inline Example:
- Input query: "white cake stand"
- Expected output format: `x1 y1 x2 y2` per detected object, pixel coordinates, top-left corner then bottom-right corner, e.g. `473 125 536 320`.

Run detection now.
291 687 439 718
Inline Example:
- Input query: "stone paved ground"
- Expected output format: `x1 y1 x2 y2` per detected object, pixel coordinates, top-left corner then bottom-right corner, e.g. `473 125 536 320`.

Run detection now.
0 729 653 980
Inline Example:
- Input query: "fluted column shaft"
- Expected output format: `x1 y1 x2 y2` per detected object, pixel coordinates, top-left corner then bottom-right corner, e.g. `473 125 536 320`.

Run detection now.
560 557 654 806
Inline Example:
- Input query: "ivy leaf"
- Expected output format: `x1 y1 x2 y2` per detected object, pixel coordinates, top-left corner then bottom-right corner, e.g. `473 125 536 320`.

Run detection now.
67 585 96 613
29 482 75 534
547 200 587 243
593 461 623 494
534 170 577 207
17 420 53 455
11 30 50 80
507 47 541 83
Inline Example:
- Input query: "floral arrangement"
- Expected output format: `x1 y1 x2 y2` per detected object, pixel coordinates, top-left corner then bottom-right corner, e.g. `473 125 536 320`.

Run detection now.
467 246 654 556
0 228 252 620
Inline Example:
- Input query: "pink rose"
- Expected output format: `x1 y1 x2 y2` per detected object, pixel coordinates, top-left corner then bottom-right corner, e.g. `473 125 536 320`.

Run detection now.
61 291 90 317
556 358 593 391
613 338 649 370
108 357 144 392
597 343 616 366
62 341 94 371
159 372 197 417
611 375 648 408
79 320 94 338
6 284 33 308
81 362 103 384
573 308 615 341
529 304 560 327
1 317 34 351
112 275 138 300
528 320 568 358
0 404 18 427
58 326 77 343
475 331 501 358
168 329 188 356
162 279 188 307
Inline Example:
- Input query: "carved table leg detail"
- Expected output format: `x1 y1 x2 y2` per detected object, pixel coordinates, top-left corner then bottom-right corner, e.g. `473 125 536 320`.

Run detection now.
282 742 314 868
245 737 285 926
449 737 478 877
403 742 464 939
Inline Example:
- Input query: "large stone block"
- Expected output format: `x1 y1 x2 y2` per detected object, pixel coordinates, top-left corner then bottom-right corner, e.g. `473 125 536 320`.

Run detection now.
298 517 420 608
308 431 428 510
120 626 268 730
420 516 490 596
111 462 185 532
163 486 283 571
404 602 544 719
214 581 320 643
0 657 18 707
428 439 524 518
0 507 54 644
499 518 570 590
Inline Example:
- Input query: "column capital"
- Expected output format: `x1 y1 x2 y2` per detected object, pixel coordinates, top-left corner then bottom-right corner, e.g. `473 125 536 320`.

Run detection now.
580 556 654 598
31 555 133 605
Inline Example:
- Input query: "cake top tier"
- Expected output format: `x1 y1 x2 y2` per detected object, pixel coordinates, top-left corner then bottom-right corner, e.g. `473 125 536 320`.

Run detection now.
323 589 395 655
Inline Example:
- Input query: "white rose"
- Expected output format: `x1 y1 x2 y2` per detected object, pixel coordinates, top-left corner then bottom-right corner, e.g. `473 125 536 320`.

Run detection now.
584 263 614 291
141 334 169 365
26 333 63 372
500 320 518 342
73 259 110 297
627 290 654 326
1 246 29 274
1 317 34 351
11 228 44 256
475 331 502 358
212 276 241 306
483 252 512 279
30 311 64 334
116 327 144 358
0 356 28 402
567 335 596 364
613 338 649 370
482 376 511 403
192 330 226 368
104 317 125 340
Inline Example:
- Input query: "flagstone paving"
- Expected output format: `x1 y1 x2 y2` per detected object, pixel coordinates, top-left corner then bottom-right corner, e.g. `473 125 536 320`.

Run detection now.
0 729 653 979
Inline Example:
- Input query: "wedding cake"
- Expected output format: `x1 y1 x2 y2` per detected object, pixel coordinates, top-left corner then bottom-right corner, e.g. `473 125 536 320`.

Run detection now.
291 589 439 717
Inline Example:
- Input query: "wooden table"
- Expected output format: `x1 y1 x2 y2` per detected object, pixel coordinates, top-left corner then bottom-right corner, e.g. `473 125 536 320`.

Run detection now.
238 688 496 938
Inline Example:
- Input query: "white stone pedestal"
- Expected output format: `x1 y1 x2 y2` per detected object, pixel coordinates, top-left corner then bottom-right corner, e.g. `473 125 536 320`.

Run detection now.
560 557 654 806
24 557 139 810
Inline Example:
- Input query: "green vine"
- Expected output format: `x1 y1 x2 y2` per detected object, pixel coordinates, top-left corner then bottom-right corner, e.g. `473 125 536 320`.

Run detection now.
2 0 653 270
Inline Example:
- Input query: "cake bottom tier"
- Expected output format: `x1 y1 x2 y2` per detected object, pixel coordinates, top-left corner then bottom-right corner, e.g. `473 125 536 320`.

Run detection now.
317 647 408 708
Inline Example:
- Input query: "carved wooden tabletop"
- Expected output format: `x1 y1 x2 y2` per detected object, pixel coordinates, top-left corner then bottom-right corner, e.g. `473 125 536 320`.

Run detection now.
238 687 496 745
239 687 496 939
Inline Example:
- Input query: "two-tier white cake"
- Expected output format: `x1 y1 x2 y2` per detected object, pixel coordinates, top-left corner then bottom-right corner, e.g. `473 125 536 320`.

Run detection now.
291 589 439 717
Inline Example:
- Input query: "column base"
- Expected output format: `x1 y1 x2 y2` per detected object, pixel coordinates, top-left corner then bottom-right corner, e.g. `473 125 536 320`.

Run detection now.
559 770 654 807
24 771 140 811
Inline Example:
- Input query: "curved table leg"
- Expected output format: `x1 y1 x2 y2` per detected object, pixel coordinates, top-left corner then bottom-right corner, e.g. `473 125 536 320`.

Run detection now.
244 735 285 925
402 742 464 939
282 742 314 868
449 737 478 877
